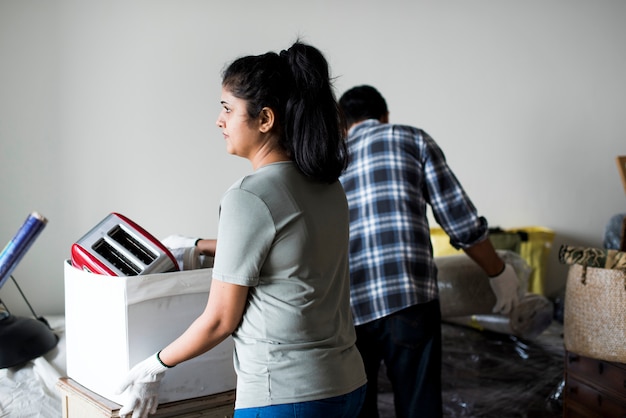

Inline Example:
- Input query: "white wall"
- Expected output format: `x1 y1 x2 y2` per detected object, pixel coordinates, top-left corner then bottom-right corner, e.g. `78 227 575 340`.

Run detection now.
1 0 625 316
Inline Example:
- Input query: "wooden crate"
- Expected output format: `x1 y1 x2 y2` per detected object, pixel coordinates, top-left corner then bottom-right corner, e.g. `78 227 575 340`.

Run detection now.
57 377 235 418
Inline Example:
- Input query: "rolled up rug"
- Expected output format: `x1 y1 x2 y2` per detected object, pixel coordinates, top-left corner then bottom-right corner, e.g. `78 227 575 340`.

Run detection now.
445 293 554 340
437 250 552 340
437 250 530 319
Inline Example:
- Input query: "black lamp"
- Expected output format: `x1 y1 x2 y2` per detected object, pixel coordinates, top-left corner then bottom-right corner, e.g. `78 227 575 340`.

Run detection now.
0 212 58 369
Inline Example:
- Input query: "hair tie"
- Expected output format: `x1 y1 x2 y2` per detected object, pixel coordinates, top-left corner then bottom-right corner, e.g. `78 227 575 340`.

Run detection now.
278 49 295 86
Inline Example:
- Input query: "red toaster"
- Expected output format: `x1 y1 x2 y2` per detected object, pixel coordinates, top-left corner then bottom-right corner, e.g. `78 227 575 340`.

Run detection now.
71 212 178 276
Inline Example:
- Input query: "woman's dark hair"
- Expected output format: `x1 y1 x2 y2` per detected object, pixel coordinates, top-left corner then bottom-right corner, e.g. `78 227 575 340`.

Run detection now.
221 41 347 183
338 85 388 127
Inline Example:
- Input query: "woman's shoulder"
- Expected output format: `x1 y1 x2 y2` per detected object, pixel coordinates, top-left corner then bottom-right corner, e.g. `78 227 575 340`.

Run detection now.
224 162 298 198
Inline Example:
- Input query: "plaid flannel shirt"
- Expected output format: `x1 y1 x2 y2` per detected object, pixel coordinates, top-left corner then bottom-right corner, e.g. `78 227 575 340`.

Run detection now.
340 120 488 325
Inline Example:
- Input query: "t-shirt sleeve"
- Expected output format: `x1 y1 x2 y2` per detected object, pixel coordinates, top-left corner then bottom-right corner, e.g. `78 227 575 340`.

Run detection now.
212 187 275 286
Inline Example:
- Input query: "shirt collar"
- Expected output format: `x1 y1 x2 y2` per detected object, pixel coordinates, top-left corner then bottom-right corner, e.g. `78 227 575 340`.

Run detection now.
348 119 382 136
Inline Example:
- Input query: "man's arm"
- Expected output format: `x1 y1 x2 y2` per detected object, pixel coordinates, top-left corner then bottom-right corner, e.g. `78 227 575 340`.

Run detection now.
462 238 520 314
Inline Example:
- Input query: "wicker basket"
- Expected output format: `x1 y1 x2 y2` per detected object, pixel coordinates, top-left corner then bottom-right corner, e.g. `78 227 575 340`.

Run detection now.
563 264 626 363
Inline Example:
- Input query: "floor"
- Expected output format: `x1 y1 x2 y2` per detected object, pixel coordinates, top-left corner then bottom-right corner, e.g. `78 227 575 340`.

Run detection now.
376 321 565 417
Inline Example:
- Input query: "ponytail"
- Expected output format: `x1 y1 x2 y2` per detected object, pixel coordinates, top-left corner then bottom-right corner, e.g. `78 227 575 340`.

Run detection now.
279 43 347 183
222 41 347 183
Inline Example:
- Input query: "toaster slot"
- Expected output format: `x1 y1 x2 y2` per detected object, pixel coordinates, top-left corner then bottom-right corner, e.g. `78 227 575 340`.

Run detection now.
108 225 157 265
92 238 141 276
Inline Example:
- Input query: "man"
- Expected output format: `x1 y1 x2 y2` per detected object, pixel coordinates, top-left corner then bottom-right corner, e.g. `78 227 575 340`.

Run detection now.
338 85 520 418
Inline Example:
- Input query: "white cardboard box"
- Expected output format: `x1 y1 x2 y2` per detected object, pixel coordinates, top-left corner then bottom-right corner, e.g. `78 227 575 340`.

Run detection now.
64 260 236 405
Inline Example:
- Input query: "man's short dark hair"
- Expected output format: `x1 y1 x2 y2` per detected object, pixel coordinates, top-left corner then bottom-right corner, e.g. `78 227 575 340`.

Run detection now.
338 85 388 127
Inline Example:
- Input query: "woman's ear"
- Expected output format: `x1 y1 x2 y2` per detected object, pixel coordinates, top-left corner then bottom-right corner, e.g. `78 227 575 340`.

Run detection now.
258 107 275 133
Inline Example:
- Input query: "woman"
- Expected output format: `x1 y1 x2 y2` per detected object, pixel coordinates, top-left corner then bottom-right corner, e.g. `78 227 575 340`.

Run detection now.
117 41 367 418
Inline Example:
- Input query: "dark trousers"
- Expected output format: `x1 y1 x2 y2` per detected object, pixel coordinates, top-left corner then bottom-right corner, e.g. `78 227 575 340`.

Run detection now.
356 300 442 418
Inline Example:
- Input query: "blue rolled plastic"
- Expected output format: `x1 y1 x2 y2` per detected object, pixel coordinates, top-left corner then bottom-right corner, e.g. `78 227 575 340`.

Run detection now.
0 212 48 290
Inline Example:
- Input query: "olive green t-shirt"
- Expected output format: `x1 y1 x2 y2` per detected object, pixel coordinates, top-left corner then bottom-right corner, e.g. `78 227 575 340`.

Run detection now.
212 162 366 409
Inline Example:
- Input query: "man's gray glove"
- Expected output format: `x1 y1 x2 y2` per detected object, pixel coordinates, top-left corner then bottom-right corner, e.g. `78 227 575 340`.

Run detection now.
117 353 170 418
161 235 199 250
489 264 520 315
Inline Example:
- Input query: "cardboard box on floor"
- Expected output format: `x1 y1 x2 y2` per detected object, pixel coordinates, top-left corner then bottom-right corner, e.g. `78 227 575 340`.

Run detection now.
64 260 236 405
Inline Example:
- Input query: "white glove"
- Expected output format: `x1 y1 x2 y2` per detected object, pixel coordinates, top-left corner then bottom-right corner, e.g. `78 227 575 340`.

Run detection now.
117 353 169 418
161 235 199 250
489 264 520 315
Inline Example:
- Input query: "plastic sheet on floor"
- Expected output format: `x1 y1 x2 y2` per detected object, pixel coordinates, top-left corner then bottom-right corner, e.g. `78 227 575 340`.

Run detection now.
441 321 564 417
376 321 564 417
